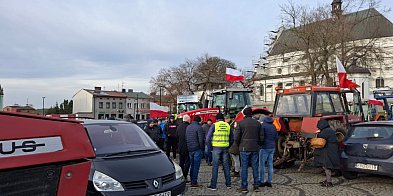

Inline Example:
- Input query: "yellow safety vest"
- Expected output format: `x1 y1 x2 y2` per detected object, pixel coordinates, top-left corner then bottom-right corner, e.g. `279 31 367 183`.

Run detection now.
212 121 231 147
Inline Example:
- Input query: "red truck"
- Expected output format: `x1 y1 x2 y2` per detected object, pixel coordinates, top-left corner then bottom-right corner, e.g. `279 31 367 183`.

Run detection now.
0 111 95 195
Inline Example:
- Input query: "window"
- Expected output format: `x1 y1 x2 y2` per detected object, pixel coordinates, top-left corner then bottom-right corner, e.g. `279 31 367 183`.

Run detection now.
350 126 393 139
330 93 344 113
277 82 283 88
316 93 334 114
119 102 123 109
112 102 116 109
275 94 311 116
106 102 110 109
376 77 384 88
127 103 132 109
99 102 103 109
259 84 264 96
277 68 282 74
134 103 138 109
294 65 300 72
141 103 145 109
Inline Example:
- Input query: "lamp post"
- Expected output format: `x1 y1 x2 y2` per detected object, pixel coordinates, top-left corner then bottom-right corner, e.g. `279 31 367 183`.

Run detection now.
42 97 46 116
159 86 163 106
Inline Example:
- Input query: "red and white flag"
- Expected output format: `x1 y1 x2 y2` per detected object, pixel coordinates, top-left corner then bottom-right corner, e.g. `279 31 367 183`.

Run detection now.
150 102 169 118
336 56 359 89
226 68 244 82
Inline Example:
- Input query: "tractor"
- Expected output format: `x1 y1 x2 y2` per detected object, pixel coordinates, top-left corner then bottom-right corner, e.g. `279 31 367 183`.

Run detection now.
177 88 271 122
272 86 365 170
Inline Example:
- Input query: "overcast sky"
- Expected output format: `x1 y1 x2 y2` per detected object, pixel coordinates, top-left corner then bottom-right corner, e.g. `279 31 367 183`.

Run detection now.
1 0 392 108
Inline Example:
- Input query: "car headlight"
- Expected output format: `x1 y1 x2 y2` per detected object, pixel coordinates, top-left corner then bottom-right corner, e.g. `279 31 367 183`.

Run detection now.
173 162 183 180
93 170 125 192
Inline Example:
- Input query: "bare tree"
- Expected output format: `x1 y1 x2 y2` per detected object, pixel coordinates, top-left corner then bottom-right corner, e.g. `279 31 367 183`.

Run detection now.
150 54 237 105
279 0 389 86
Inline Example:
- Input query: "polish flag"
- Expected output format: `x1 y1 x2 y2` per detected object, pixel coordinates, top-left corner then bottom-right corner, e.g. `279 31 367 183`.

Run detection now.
336 56 359 89
150 102 169 118
368 99 384 106
226 68 244 82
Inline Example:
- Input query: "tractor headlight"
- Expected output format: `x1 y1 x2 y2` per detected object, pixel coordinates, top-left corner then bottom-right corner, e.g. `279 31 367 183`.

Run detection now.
173 162 184 180
93 170 125 192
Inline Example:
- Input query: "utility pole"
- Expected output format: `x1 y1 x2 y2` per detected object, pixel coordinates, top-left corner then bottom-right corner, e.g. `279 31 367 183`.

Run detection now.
42 97 46 116
136 93 139 120
159 86 162 106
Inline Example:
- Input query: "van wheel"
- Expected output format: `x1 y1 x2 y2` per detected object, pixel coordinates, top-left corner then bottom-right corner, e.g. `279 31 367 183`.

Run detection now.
342 171 358 180
328 120 347 143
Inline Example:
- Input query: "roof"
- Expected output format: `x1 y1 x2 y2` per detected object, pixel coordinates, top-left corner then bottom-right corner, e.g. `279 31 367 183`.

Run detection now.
269 8 393 56
124 91 151 99
85 89 127 98
81 119 131 125
5 105 36 110
354 121 393 126
347 64 371 74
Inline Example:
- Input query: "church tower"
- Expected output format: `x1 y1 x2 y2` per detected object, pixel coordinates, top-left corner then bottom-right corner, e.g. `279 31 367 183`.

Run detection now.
331 0 343 18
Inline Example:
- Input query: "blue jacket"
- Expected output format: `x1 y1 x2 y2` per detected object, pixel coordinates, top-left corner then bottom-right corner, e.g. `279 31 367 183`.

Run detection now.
261 117 278 149
185 122 205 152
205 120 234 151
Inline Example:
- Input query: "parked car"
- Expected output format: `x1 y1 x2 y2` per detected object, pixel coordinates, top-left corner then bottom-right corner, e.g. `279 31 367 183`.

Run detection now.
82 120 185 195
137 120 148 130
341 121 393 179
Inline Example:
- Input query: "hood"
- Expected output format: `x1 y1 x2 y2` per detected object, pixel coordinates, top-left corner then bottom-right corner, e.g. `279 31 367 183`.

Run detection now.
91 151 174 182
262 116 273 123
317 119 330 130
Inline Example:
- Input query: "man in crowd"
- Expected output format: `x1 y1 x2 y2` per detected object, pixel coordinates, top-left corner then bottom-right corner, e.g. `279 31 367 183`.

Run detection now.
176 115 191 183
185 115 204 188
259 115 278 188
157 119 166 150
202 119 213 166
206 113 233 191
235 107 264 193
144 119 161 145
164 115 178 160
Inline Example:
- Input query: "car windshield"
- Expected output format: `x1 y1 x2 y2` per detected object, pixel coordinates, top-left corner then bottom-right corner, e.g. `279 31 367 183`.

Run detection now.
350 126 393 139
85 123 157 156
275 94 311 116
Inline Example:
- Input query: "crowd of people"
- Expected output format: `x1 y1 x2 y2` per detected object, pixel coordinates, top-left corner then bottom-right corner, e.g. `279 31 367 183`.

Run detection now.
133 107 339 193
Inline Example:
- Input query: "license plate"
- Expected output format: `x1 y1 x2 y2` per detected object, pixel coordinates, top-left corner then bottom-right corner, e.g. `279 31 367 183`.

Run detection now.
151 191 171 196
355 163 378 171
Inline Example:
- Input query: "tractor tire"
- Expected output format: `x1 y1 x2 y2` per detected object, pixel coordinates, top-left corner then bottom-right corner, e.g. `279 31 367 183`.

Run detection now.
328 120 347 143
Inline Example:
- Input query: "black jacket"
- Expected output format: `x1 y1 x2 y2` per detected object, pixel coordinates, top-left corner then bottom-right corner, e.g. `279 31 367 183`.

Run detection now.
144 125 161 143
165 120 178 138
235 116 264 152
313 119 341 169
176 122 190 155
185 122 205 152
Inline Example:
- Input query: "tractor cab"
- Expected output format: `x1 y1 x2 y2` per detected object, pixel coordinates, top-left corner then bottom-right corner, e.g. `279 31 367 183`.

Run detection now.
208 88 252 118
371 88 393 120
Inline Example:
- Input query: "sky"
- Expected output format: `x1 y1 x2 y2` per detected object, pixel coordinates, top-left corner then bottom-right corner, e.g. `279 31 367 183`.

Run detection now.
1 0 393 108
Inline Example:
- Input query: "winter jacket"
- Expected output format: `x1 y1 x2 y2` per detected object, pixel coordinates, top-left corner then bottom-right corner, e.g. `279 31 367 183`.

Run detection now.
313 119 341 170
176 122 190 155
185 122 205 152
165 121 178 138
260 117 279 149
202 123 211 139
205 120 234 152
235 116 264 152
144 125 161 143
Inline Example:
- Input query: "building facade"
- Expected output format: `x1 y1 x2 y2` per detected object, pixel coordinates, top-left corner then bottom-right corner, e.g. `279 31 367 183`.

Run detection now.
73 87 127 119
124 89 151 120
3 105 37 114
252 5 393 109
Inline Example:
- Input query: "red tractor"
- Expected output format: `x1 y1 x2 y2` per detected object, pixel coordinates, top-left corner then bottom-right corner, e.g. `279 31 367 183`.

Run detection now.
272 86 364 170
0 111 95 195
177 88 271 122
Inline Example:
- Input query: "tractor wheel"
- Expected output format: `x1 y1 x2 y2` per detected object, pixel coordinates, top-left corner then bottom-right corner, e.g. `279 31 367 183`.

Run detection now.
328 120 347 143
276 134 286 157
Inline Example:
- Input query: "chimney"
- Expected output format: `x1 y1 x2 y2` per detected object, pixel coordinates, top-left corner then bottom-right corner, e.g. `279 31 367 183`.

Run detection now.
94 86 102 93
128 89 133 92
122 89 126 93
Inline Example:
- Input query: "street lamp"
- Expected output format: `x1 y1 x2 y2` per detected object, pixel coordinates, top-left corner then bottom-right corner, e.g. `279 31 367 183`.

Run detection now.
159 86 164 106
42 97 46 116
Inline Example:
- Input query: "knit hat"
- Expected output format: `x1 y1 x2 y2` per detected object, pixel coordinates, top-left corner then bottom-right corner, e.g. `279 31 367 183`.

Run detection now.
243 107 253 116
147 119 154 124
